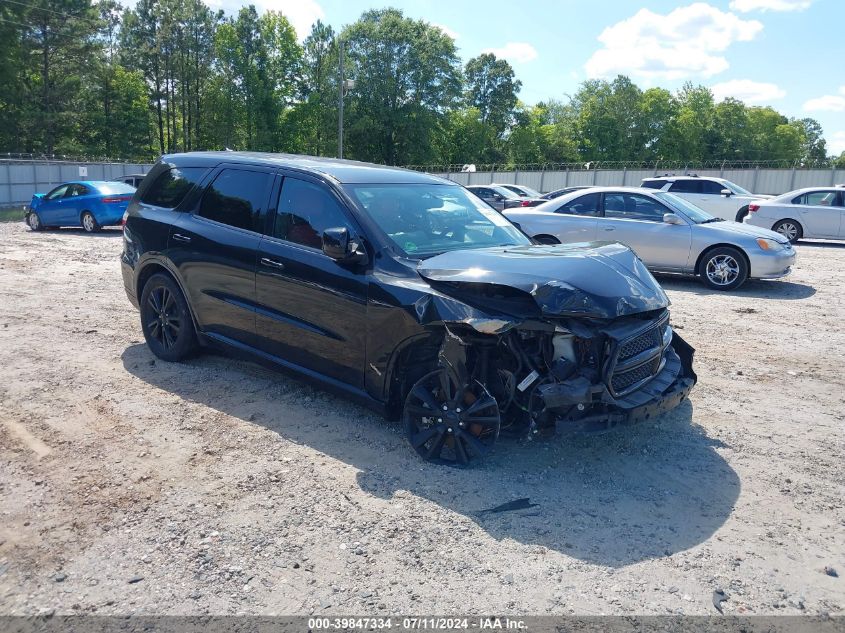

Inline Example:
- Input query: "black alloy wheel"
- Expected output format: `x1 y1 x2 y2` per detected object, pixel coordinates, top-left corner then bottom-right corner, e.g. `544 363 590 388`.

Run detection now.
140 273 197 361
403 368 501 465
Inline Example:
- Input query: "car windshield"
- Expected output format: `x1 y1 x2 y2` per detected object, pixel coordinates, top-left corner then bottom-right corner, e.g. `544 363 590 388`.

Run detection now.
97 182 136 194
724 180 752 196
344 183 531 257
654 192 716 223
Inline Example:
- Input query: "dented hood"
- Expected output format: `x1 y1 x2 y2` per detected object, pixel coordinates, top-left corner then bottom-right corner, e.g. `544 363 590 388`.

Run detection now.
417 242 669 319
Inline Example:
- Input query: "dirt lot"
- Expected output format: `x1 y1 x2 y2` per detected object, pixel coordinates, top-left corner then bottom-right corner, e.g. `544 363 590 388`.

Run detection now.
0 221 842 616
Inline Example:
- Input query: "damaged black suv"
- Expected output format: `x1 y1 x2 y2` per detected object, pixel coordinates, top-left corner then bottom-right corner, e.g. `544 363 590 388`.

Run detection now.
121 152 696 465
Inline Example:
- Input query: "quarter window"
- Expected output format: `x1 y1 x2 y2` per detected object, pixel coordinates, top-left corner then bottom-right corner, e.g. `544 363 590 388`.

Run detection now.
141 167 206 209
197 168 272 231
273 177 351 249
556 192 600 216
604 193 667 222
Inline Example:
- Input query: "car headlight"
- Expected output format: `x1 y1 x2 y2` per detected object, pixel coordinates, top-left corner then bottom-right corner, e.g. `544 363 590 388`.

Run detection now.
756 238 786 252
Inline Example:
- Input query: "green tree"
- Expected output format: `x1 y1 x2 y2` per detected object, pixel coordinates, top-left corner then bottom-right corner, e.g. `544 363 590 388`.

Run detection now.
464 53 521 137
342 8 462 165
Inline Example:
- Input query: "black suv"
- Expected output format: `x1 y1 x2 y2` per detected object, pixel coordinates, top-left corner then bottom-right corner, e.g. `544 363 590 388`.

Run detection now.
121 152 696 465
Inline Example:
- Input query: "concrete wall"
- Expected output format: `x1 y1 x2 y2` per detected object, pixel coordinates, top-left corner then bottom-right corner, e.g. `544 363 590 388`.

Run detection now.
1 160 154 206
435 167 845 196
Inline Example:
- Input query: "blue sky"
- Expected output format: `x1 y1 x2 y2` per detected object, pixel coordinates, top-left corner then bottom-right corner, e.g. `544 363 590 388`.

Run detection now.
209 0 845 155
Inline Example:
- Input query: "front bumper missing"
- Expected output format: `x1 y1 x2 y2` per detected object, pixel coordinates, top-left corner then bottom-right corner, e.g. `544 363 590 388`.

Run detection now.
548 332 696 434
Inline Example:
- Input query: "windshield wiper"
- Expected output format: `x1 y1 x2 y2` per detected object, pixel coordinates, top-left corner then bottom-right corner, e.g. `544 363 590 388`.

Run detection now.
699 218 724 224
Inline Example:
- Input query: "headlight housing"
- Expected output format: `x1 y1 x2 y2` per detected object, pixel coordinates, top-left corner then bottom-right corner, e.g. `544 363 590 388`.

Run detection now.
756 237 786 252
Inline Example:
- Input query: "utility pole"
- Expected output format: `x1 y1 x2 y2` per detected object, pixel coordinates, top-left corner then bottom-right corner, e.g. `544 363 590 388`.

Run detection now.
338 39 344 159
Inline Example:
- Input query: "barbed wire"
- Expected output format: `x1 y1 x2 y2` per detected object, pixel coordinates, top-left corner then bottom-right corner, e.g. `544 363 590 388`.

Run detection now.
0 152 152 164
404 159 841 173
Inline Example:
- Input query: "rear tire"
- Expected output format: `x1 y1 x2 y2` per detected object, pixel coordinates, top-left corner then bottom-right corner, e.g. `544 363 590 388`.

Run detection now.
534 234 560 245
81 211 100 233
772 219 802 244
140 273 198 362
26 212 43 232
699 246 749 291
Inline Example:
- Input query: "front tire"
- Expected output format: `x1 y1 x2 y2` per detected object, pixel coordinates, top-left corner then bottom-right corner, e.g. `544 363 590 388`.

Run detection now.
26 212 43 231
772 219 802 244
81 211 100 233
403 368 500 466
700 246 749 291
140 273 198 362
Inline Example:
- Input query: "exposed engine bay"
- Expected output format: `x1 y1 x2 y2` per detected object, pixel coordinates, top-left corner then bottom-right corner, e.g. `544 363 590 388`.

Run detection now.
401 307 696 465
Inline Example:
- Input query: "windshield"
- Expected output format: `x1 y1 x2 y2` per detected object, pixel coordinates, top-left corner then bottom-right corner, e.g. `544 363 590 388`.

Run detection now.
654 192 716 223
724 180 752 196
344 183 531 257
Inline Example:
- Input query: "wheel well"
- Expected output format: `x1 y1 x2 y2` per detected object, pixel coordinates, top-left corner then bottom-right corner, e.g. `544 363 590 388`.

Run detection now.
533 234 560 244
384 334 442 421
136 263 175 302
695 243 751 277
734 205 749 222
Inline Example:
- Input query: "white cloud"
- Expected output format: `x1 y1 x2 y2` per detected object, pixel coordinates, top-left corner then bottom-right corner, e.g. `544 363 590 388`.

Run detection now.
711 79 786 103
584 3 763 80
803 86 845 112
828 131 845 156
431 22 459 40
729 0 812 12
481 42 538 64
204 0 324 40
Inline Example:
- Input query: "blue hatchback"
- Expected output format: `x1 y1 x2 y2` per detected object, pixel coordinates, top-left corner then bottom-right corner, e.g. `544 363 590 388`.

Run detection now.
25 181 136 232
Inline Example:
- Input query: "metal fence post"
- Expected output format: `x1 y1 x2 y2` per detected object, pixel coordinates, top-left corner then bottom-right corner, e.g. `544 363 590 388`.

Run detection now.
539 164 546 193
752 166 759 193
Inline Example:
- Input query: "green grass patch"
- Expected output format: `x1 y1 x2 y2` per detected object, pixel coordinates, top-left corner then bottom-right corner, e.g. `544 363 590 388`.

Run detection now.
0 207 26 223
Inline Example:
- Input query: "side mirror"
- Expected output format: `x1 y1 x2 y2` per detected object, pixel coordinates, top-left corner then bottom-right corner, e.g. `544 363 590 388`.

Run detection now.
720 188 733 197
322 227 368 264
663 213 684 225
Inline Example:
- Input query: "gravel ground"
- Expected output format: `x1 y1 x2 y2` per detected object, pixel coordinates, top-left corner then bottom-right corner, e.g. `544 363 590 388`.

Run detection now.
0 222 842 616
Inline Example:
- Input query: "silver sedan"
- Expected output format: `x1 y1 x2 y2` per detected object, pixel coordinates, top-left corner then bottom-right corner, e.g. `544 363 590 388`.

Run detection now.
504 186 796 291
743 186 845 243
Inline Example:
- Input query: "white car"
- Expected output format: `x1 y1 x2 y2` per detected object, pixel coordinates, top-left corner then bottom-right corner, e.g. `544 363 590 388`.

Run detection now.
744 186 845 242
641 175 772 222
504 187 795 291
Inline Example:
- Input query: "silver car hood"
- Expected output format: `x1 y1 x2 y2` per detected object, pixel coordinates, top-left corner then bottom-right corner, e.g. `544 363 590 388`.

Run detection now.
696 219 787 243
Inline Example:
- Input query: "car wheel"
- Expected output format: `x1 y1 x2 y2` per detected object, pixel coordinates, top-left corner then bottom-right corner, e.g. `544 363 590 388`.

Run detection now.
735 206 749 222
81 211 100 233
140 273 198 362
534 234 560 245
700 246 748 291
26 212 43 231
403 367 500 466
772 219 802 244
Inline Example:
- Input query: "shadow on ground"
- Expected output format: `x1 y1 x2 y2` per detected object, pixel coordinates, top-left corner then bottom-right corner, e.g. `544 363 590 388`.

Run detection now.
122 342 740 568
656 275 815 300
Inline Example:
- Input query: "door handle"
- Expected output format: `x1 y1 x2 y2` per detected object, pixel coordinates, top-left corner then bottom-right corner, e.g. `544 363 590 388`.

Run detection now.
172 233 192 243
260 257 286 270
603 226 616 231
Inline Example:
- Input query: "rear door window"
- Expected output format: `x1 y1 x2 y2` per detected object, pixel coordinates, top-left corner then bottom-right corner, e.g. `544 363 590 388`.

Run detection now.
803 190 839 206
141 167 206 209
197 168 273 232
556 192 600 216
